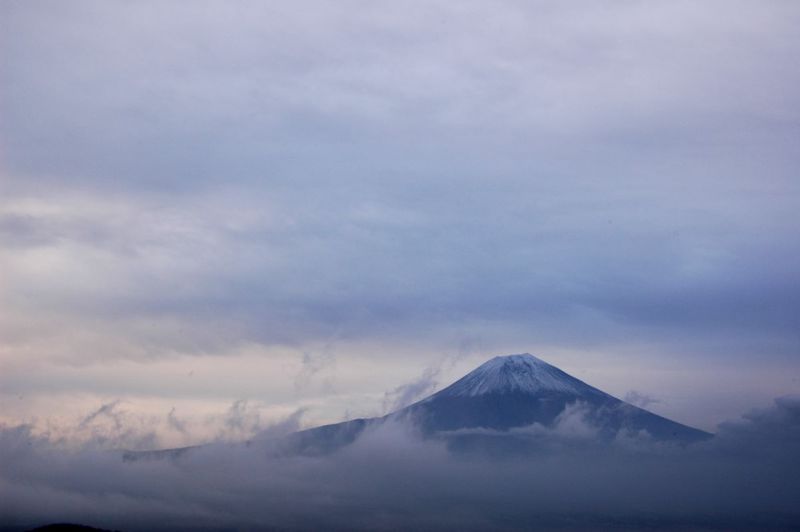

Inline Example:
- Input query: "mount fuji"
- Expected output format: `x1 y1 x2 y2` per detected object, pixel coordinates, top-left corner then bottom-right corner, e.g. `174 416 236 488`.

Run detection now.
287 354 711 453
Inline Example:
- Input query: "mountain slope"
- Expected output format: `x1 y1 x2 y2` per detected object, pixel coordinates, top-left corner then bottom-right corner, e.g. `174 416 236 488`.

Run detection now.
289 354 711 453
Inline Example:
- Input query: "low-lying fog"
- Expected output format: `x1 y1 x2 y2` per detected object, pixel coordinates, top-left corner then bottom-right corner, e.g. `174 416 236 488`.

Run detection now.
2 397 798 531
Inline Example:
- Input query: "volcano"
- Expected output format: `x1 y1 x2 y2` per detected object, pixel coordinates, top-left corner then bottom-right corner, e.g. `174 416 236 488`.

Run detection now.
288 354 711 453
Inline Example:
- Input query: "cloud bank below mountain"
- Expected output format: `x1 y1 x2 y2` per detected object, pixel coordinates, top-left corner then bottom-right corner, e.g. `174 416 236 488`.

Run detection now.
1 397 798 531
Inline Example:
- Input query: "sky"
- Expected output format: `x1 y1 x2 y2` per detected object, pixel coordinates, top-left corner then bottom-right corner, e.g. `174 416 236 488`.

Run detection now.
1 0 799 447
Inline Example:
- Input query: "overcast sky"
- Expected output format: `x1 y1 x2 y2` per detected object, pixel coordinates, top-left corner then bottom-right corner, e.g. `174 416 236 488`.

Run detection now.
1 0 799 443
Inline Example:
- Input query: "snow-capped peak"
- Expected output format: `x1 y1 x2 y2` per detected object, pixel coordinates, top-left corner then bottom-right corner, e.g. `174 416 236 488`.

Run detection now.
434 353 592 397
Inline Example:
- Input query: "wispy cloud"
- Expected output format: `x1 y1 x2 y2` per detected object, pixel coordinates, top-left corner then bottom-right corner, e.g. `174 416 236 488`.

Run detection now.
383 365 440 413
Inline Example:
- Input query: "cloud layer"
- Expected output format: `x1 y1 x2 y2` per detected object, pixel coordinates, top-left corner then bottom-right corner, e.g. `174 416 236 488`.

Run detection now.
1 397 799 531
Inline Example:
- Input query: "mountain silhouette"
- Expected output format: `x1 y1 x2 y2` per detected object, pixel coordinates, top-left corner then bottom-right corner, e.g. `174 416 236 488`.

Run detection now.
287 354 711 453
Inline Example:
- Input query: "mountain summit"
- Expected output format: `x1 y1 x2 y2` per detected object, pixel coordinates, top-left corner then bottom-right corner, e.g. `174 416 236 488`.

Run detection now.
289 353 712 454
433 353 597 397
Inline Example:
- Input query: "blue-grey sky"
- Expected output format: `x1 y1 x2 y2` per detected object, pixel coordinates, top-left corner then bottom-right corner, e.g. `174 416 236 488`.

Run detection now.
1 0 799 440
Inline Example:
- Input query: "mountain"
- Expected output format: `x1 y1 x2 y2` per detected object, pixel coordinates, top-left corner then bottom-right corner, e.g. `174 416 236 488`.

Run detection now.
287 354 711 453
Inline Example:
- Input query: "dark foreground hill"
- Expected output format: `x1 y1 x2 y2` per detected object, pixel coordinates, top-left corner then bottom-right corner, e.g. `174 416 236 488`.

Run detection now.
25 524 121 532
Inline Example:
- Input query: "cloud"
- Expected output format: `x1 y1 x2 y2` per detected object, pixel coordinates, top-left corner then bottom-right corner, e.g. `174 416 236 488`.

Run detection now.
1 398 799 530
294 348 337 393
711 396 800 458
220 400 260 435
382 365 440 413
79 401 124 430
59 400 160 451
253 407 307 441
623 390 660 409
166 408 187 435
0 0 799 464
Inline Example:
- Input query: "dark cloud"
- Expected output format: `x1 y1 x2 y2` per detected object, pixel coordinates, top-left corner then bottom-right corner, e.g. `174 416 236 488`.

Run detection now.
1 398 799 531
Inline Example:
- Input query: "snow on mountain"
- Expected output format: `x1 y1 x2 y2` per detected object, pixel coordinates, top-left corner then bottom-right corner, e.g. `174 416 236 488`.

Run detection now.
431 353 600 397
